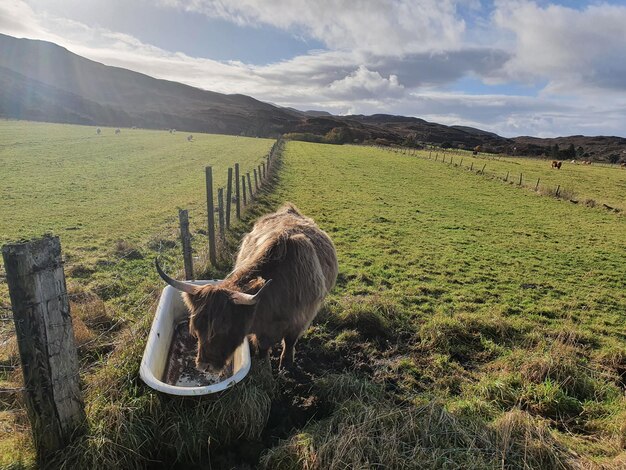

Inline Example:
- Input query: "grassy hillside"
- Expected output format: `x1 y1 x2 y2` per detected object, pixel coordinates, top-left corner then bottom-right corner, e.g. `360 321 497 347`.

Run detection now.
1 136 625 468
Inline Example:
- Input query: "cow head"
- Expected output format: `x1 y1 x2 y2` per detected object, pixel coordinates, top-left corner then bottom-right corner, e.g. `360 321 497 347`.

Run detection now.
155 259 271 373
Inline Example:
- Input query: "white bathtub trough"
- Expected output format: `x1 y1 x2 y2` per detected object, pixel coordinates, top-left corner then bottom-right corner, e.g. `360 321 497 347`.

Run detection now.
140 281 251 396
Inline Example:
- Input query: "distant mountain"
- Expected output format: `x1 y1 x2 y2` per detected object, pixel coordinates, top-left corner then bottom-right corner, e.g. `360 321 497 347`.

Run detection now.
1 34 624 162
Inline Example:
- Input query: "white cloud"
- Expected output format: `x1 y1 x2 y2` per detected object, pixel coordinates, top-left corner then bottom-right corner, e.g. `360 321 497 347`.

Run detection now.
493 1 626 92
328 66 404 99
159 0 469 55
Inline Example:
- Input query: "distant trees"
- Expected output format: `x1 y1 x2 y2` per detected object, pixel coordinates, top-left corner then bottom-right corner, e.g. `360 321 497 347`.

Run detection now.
550 144 560 159
549 143 576 160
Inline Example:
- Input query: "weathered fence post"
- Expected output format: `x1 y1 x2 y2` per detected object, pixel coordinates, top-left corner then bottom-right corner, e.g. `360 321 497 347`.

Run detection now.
262 162 266 180
178 209 193 280
217 188 225 247
205 166 217 266
556 185 561 197
247 172 253 201
1 236 85 463
470 162 474 171
535 178 540 191
254 168 259 192
505 171 509 182
226 167 233 229
235 163 241 220
481 164 486 174
242 176 247 206
519 173 523 186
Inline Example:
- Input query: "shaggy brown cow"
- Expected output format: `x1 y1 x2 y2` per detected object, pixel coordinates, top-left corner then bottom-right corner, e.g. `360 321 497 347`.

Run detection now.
551 160 562 169
156 203 338 371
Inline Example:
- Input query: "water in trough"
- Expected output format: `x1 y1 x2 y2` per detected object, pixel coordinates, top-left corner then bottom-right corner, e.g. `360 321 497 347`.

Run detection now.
163 319 232 387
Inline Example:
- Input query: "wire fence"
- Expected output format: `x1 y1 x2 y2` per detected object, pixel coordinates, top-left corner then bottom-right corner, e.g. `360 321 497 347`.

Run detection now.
373 144 623 214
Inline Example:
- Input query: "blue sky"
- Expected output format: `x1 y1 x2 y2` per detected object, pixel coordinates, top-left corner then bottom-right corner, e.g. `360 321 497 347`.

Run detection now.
2 0 626 137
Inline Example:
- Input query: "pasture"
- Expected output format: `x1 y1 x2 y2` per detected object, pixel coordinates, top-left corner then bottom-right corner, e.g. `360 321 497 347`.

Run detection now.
0 121 273 303
260 142 626 468
1 128 626 468
0 121 273 465
418 148 626 211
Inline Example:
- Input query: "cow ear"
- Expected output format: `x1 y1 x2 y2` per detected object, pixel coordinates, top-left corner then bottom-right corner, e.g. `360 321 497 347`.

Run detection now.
230 279 273 305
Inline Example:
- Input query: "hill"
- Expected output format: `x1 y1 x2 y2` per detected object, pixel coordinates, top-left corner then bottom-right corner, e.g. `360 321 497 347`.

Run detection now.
0 33 299 136
1 34 625 161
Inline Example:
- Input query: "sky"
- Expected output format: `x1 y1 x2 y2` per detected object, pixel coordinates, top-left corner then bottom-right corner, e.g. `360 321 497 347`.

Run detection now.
1 0 626 137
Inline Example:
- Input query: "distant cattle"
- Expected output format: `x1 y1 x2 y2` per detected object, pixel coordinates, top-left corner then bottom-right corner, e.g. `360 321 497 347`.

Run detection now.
115 128 121 135
96 128 101 135
571 160 576 164
582 160 592 165
551 160 562 169
621 162 626 168
187 135 193 142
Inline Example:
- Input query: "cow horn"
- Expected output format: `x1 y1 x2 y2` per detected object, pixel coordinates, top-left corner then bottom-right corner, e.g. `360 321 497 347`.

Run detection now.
155 258 198 294
231 279 273 305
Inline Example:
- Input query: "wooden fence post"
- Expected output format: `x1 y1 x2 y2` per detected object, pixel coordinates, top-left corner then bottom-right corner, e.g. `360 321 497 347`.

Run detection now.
235 163 241 220
254 168 259 192
505 171 509 182
247 172 253 200
519 173 523 186
556 185 561 197
217 188 225 247
481 164 486 174
470 162 474 171
226 168 233 229
205 166 217 266
535 178 540 191
262 162 266 180
242 176 247 206
178 209 193 280
1 236 85 463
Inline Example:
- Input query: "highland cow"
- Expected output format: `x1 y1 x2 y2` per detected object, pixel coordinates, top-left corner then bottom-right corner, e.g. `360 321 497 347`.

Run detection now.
156 203 338 372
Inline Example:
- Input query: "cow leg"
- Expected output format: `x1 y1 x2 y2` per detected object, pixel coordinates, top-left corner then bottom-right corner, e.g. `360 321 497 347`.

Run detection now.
279 333 298 370
255 335 273 371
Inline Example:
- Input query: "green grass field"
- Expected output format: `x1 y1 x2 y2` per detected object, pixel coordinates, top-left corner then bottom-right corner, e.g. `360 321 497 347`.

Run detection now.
1 126 626 468
412 147 626 211
259 142 626 468
0 121 273 465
